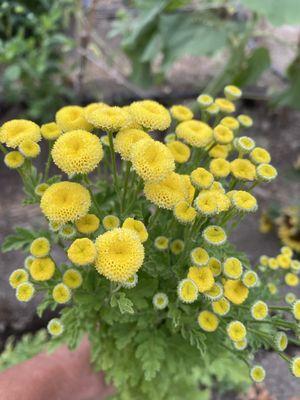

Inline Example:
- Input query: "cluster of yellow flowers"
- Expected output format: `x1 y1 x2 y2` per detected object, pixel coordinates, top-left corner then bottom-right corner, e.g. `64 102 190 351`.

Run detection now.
2 85 299 382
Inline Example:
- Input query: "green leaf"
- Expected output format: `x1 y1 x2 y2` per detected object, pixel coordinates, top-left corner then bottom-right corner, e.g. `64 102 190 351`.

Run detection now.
1 227 46 253
117 293 135 315
3 65 21 81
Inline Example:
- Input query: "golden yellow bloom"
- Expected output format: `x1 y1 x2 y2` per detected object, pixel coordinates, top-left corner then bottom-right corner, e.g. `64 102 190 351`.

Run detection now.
242 270 258 288
212 297 230 316
209 158 231 178
30 237 50 258
188 266 214 293
67 238 96 266
0 119 40 148
291 260 300 272
197 310 219 332
130 100 171 131
56 105 92 132
251 301 268 320
259 255 269 266
277 253 291 269
154 236 169 250
153 293 169 309
47 318 64 337
170 239 184 255
213 125 233 144
237 114 253 128
231 190 257 212
274 332 288 352
114 128 150 160
236 136 255 153
122 105 142 130
170 105 193 121
40 182 91 224
174 200 197 224
63 268 83 289
250 147 271 164
268 257 279 270
290 357 300 378
16 282 35 302
209 144 230 159
190 247 209 267
131 139 175 183
215 98 235 114
4 151 24 169
103 215 120 231
292 300 300 320
166 141 190 163
83 102 108 121
214 191 231 212
285 272 299 287
206 103 220 115
224 85 242 101
250 366 265 383
176 120 213 148
203 225 227 246
197 94 213 108
190 167 213 189
224 279 249 304
281 246 293 257
145 172 189 210
177 278 198 303
95 228 144 282
35 183 49 197
220 116 240 131
29 257 55 281
256 163 277 182
123 217 148 243
41 122 62 140
204 283 223 301
231 159 256 181
234 339 247 351
75 214 100 235
89 106 130 132
52 130 103 175
9 269 28 289
208 257 222 277
194 192 218 216
19 140 40 158
52 283 71 304
227 321 246 341
267 282 278 295
223 257 243 279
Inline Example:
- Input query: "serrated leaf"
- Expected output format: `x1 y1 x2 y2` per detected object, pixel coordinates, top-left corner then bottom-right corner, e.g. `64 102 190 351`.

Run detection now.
1 227 39 252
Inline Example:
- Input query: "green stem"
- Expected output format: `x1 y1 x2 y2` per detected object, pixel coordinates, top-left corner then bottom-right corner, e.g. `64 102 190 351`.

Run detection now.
148 207 160 230
44 142 53 181
0 143 8 154
121 162 131 214
107 130 118 189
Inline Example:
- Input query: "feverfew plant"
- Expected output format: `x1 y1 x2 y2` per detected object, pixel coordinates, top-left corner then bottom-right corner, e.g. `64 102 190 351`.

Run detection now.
1 86 300 399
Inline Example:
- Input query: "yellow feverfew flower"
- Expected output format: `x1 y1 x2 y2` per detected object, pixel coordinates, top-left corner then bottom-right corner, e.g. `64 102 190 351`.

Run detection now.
290 356 300 378
122 273 138 289
234 339 247 351
90 106 130 132
223 257 243 279
145 172 188 210
190 167 213 189
29 257 55 281
268 257 279 270
251 301 268 320
267 282 278 295
19 140 40 158
256 163 277 182
131 139 175 183
174 200 197 224
59 224 76 240
170 105 193 121
4 151 25 169
24 255 35 270
236 136 255 153
197 94 213 108
56 105 92 132
292 300 300 320
215 98 235 114
154 236 169 250
250 365 265 383
130 100 171 131
197 310 219 332
30 237 50 258
190 247 209 267
194 192 218 216
250 147 271 165
206 102 220 115
209 158 231 178
203 225 227 246
166 141 190 163
274 332 288 352
9 269 29 289
285 292 296 305
213 125 233 144
83 102 108 121
177 278 198 303
16 282 35 302
220 116 240 131
242 270 258 288
40 182 91 224
212 297 230 316
114 128 150 160
176 120 213 148
231 159 256 181
67 238 96 266
277 254 291 269
153 293 169 310
209 144 230 159
63 268 83 289
123 217 148 243
237 114 253 128
259 255 269 266
291 260 300 272
47 318 64 337
231 190 257 212
281 246 293 257
75 214 100 235
0 119 40 148
208 257 222 277
35 183 49 197
285 273 299 287
52 130 103 175
224 279 249 304
95 228 144 282
204 282 223 301
224 85 242 101
52 283 71 304
170 239 184 255
188 266 214 293
227 321 246 342
103 215 120 231
41 122 62 140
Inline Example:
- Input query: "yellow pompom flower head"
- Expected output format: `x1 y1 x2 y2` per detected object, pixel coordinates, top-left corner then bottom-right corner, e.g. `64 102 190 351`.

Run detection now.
52 283 71 304
176 120 213 148
215 98 235 114
41 122 62 140
67 238 96 266
227 320 247 342
234 339 247 351
236 136 255 153
16 282 35 302
232 191 257 213
154 236 169 250
285 272 299 287
197 94 213 108
212 297 230 316
208 257 222 277
177 279 198 303
213 125 234 145
130 100 171 131
19 140 40 158
56 105 92 132
35 183 49 197
250 147 271 165
30 237 50 258
40 182 91 224
75 214 100 235
197 310 219 332
123 217 148 243
231 159 256 181
90 106 129 132
220 116 240 131
203 225 227 246
223 257 243 279
292 300 300 321
95 228 144 282
256 163 278 182
224 279 249 304
170 105 193 121
206 102 220 116
153 293 169 310
59 224 76 240
209 158 231 178
52 130 103 175
190 247 209 267
122 273 138 289
0 119 40 148
204 282 223 301
250 365 265 383
242 270 258 288
170 239 184 255
47 318 64 337
190 167 214 190
251 301 268 320
194 192 218 216
114 128 150 161
9 269 29 289
174 201 197 224
29 257 55 281
188 266 214 293
103 215 120 231
63 268 83 289
4 151 25 169
166 141 191 163
290 356 300 378
274 332 288 352
224 85 242 101
237 114 253 128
